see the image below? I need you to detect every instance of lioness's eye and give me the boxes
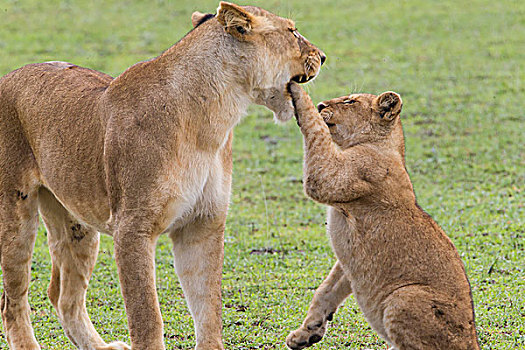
[344,99,357,105]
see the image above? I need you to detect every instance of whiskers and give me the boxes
[348,80,367,95]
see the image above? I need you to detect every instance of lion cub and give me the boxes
[285,82,480,350]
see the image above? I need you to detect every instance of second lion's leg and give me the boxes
[39,188,129,350]
[286,261,352,350]
[170,215,225,350]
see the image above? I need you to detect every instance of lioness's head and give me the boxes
[318,92,405,156]
[192,2,325,122]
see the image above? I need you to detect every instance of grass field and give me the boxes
[0,0,524,348]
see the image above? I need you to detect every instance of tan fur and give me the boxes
[285,83,479,350]
[0,3,324,349]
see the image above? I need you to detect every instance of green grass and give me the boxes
[1,0,524,348]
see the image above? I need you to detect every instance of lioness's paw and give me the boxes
[95,341,131,350]
[286,324,325,349]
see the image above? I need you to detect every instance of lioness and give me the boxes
[0,3,324,349]
[285,83,479,350]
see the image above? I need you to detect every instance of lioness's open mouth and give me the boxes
[291,74,315,84]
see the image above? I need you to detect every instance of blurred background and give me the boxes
[0,0,523,348]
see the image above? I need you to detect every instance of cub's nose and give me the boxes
[319,51,326,66]
[317,102,328,112]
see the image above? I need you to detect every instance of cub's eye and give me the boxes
[289,28,299,38]
[236,26,246,34]
[343,99,357,105]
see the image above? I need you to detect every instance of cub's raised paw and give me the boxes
[286,82,308,104]
[286,325,325,349]
[286,82,316,122]
[95,341,131,350]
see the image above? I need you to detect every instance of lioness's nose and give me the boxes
[319,52,326,66]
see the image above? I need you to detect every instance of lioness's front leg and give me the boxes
[286,261,352,350]
[114,219,165,350]
[169,215,226,350]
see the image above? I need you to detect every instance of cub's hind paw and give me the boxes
[286,325,325,349]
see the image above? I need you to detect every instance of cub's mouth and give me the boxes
[291,74,315,84]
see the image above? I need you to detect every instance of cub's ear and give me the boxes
[373,91,403,121]
[216,2,253,38]
[191,11,215,28]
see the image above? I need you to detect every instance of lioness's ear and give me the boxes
[192,11,215,28]
[373,91,403,121]
[216,2,253,38]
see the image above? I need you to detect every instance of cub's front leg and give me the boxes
[287,82,372,205]
[286,262,352,349]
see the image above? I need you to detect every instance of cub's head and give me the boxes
[318,91,405,155]
[193,2,325,122]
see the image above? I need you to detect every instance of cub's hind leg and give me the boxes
[38,188,129,350]
[286,261,352,350]
[382,285,479,350]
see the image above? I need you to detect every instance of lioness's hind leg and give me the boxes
[38,188,129,350]
[0,186,40,349]
[286,261,352,350]
[0,107,41,349]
